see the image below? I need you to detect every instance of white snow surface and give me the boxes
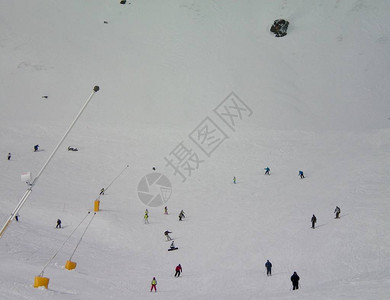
[1,0,390,299]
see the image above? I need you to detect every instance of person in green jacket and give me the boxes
[150,277,157,292]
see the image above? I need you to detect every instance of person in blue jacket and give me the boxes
[265,260,272,276]
[298,170,304,179]
[264,167,270,175]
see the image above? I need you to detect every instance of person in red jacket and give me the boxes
[174,264,182,277]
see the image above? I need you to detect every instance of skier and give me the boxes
[265,260,272,276]
[152,167,156,171]
[145,209,149,216]
[164,206,168,215]
[99,188,105,195]
[233,176,236,184]
[298,170,304,179]
[291,272,300,290]
[179,210,185,221]
[311,214,317,229]
[175,264,182,277]
[264,167,270,175]
[144,212,149,224]
[150,277,157,292]
[7,153,11,160]
[334,206,341,219]
[164,230,172,241]
[56,219,62,228]
[34,145,39,152]
[15,213,19,222]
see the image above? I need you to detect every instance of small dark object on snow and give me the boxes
[34,145,39,152]
[120,0,126,4]
[67,146,78,151]
[270,19,289,37]
[104,21,108,24]
[42,96,48,99]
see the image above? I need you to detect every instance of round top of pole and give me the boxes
[93,86,100,92]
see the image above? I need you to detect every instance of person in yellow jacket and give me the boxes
[144,213,149,224]
[150,277,157,292]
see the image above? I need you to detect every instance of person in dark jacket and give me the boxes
[265,260,272,276]
[7,153,11,160]
[311,214,317,229]
[174,264,182,277]
[179,210,185,221]
[164,230,172,241]
[34,145,39,152]
[264,167,270,175]
[334,206,341,219]
[56,219,62,228]
[291,272,300,290]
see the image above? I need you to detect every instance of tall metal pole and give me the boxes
[100,164,129,198]
[0,86,100,239]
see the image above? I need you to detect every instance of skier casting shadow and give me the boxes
[311,214,317,229]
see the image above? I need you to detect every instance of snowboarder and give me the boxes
[164,230,172,241]
[265,260,272,276]
[179,210,185,221]
[175,264,182,277]
[56,219,62,228]
[164,206,168,215]
[169,241,177,250]
[334,206,341,219]
[7,153,11,160]
[150,277,157,292]
[298,170,304,179]
[311,214,317,229]
[144,213,149,224]
[291,272,300,290]
[233,176,236,184]
[99,188,105,195]
[34,145,39,152]
[264,167,270,175]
